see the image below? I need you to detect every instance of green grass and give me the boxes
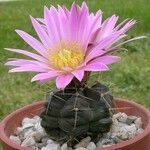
[0,0,150,123]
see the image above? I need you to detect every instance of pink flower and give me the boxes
[5,2,136,89]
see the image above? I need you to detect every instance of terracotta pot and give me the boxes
[0,98,150,150]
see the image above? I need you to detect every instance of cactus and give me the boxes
[40,82,114,145]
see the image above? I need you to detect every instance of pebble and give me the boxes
[30,146,40,150]
[41,147,49,150]
[75,147,87,150]
[102,139,114,145]
[22,117,36,126]
[111,136,122,144]
[135,117,143,128]
[103,132,111,139]
[117,123,137,140]
[35,130,47,142]
[96,141,102,147]
[10,113,144,150]
[74,136,91,148]
[16,127,23,135]
[86,142,96,150]
[47,139,55,144]
[116,113,128,123]
[10,135,21,145]
[60,143,68,150]
[137,128,144,134]
[44,143,60,150]
[22,123,34,129]
[24,128,34,139]
[36,143,46,149]
[126,116,137,125]
[21,136,36,147]
[41,136,50,145]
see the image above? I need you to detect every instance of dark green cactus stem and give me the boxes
[40,82,114,146]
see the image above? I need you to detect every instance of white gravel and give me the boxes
[10,112,144,150]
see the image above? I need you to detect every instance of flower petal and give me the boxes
[44,6,60,44]
[85,49,105,63]
[70,2,80,41]
[77,2,90,49]
[5,59,52,69]
[56,74,74,89]
[15,30,48,57]
[57,5,70,41]
[9,64,50,73]
[90,56,121,65]
[30,16,52,49]
[5,59,32,66]
[85,32,122,62]
[31,71,60,82]
[5,48,48,63]
[119,20,136,33]
[96,15,119,41]
[72,69,84,81]
[84,62,109,71]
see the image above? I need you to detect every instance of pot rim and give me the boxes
[0,98,150,150]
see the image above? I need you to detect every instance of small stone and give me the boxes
[32,130,46,142]
[101,139,114,145]
[137,128,144,134]
[24,128,34,139]
[22,117,36,126]
[96,138,114,147]
[60,143,68,150]
[75,147,87,150]
[135,117,143,129]
[36,143,46,149]
[102,144,113,148]
[10,135,21,145]
[47,139,55,144]
[74,136,91,148]
[117,132,128,140]
[18,133,24,141]
[34,120,43,131]
[117,113,128,123]
[22,123,34,129]
[30,146,40,150]
[126,116,138,125]
[128,125,137,138]
[111,136,123,144]
[103,132,111,139]
[41,147,49,150]
[96,141,102,148]
[113,112,122,119]
[41,136,49,145]
[15,127,23,135]
[117,124,137,140]
[118,122,128,128]
[86,142,96,150]
[21,136,36,147]
[33,115,41,120]
[46,143,60,150]
[111,118,119,133]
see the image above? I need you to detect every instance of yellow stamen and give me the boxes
[49,44,84,70]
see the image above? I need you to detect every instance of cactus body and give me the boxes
[40,83,113,144]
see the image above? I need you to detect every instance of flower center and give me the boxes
[49,48,84,70]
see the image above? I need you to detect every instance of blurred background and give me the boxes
[0,0,150,123]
